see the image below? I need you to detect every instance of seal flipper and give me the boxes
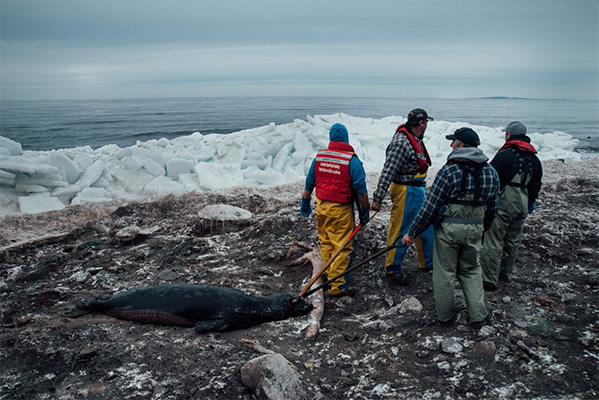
[194,319,231,334]
[65,297,110,317]
[63,307,93,318]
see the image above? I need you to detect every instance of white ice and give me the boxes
[0,113,584,215]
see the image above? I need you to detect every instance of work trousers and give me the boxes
[481,185,528,287]
[433,220,488,323]
[316,199,355,295]
[385,182,434,274]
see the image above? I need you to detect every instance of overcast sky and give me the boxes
[1,0,597,101]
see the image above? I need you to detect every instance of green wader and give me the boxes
[481,172,530,287]
[433,196,488,323]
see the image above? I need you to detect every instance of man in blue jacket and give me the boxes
[300,123,370,297]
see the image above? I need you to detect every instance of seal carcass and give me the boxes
[74,284,313,333]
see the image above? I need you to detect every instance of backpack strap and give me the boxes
[446,161,485,206]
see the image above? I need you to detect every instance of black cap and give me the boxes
[407,108,434,124]
[445,127,480,147]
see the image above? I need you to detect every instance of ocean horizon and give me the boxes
[2,96,598,155]
[0,98,590,215]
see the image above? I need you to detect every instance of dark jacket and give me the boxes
[490,135,543,203]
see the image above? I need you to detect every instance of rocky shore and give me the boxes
[1,158,598,399]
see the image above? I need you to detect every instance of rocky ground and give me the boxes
[1,158,598,399]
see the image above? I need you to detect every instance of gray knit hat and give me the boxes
[502,121,527,136]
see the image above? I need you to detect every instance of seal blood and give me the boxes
[73,284,313,333]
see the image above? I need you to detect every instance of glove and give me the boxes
[359,208,370,225]
[528,202,535,214]
[300,198,311,217]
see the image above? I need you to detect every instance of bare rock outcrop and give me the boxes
[241,353,320,400]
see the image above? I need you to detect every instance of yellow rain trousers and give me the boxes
[385,174,434,274]
[316,199,355,295]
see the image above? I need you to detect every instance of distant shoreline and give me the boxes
[471,96,571,101]
[1,95,592,103]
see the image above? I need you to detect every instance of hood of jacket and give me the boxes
[329,123,349,144]
[447,146,489,164]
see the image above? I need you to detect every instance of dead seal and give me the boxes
[71,284,313,333]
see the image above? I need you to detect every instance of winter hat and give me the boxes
[446,127,480,147]
[502,121,527,136]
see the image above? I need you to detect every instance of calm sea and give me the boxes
[1,97,598,154]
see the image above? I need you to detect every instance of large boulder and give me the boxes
[240,353,320,400]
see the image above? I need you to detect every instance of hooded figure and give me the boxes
[300,123,370,297]
[402,127,500,326]
[329,122,349,142]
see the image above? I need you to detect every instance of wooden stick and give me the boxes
[0,232,70,253]
[241,339,276,354]
[287,237,314,251]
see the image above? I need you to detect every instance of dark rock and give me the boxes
[528,319,556,337]
[473,340,497,355]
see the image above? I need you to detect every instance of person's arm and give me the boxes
[349,157,369,208]
[372,137,410,209]
[300,159,317,217]
[357,192,369,210]
[304,158,316,193]
[483,165,500,230]
[527,155,543,203]
[349,157,370,222]
[406,167,452,239]
[489,150,511,189]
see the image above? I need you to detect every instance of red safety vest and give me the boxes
[314,141,355,203]
[396,124,431,173]
[499,139,537,154]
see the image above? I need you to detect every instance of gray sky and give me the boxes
[1,0,597,101]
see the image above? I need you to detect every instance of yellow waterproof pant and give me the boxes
[316,199,355,295]
[385,179,434,274]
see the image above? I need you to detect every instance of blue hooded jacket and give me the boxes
[329,123,349,143]
[304,123,367,195]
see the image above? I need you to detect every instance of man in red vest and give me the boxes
[300,123,370,297]
[481,121,543,291]
[371,108,434,285]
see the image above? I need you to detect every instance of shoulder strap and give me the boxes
[397,125,431,173]
[446,160,485,206]
[504,148,534,189]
